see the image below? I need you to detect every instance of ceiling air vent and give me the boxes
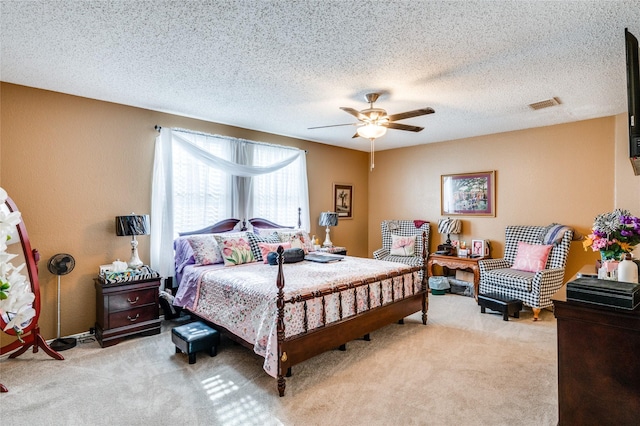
[529,97,561,110]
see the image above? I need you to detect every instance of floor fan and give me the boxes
[47,253,76,351]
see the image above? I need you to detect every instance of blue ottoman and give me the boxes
[171,321,220,364]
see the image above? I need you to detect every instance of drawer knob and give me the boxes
[127,296,140,304]
[127,314,140,322]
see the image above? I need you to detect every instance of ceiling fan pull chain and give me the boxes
[370,138,375,170]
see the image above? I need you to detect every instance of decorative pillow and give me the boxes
[258,242,292,264]
[539,223,571,246]
[277,230,315,253]
[512,242,553,272]
[213,232,256,266]
[390,234,417,256]
[185,234,224,265]
[247,232,280,261]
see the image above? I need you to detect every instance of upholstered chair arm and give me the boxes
[478,258,510,273]
[530,267,566,307]
[373,248,389,260]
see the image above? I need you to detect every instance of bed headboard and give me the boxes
[178,208,301,236]
[248,218,294,230]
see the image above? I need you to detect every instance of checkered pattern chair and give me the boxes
[478,225,573,320]
[373,220,430,274]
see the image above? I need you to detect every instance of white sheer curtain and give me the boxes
[150,128,309,280]
[150,128,174,280]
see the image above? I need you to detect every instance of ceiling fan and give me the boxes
[309,93,435,170]
[309,92,435,139]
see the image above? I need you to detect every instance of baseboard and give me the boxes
[46,330,94,344]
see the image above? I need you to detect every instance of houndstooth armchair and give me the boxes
[478,225,573,320]
[373,220,430,275]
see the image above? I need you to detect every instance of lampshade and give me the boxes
[437,217,462,235]
[115,215,150,236]
[318,212,338,227]
[356,123,387,139]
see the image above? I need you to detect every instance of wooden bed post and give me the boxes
[276,245,287,397]
[421,230,429,325]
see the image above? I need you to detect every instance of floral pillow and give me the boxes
[213,232,256,266]
[258,242,292,264]
[185,234,224,265]
[390,234,417,256]
[512,242,553,272]
[277,230,315,254]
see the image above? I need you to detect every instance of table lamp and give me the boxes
[115,214,150,268]
[437,217,461,254]
[318,212,338,247]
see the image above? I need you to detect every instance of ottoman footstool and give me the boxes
[172,321,220,364]
[478,293,523,321]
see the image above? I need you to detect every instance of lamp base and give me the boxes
[323,226,333,247]
[128,236,143,269]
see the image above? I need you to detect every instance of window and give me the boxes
[172,132,233,234]
[151,127,309,279]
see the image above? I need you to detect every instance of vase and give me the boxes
[598,251,620,280]
[600,250,621,261]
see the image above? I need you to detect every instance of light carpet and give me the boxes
[0,294,558,425]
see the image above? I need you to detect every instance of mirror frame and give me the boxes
[0,195,41,335]
[1,194,62,393]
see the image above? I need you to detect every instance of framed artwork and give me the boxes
[471,239,490,257]
[333,183,353,219]
[441,171,495,216]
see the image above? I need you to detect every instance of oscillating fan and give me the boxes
[47,253,76,351]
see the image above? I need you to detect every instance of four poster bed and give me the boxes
[171,218,428,396]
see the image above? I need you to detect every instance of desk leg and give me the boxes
[427,259,434,278]
[472,267,480,302]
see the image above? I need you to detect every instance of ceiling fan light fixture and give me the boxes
[357,123,387,139]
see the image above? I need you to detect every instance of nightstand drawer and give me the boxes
[108,305,157,329]
[108,288,157,312]
[95,276,162,347]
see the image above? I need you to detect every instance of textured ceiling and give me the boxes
[2,1,639,152]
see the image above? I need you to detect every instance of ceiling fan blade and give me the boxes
[387,107,435,122]
[340,107,368,121]
[385,122,424,132]
[308,123,357,130]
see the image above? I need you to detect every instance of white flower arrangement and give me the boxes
[0,187,36,341]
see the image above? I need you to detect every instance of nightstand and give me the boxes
[94,276,162,347]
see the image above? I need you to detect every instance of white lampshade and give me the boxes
[357,123,387,139]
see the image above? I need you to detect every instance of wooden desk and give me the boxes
[427,254,487,300]
[552,286,640,425]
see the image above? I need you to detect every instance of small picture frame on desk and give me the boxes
[471,239,490,258]
[458,248,469,257]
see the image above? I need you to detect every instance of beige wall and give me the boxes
[2,81,639,343]
[0,83,368,342]
[369,115,640,280]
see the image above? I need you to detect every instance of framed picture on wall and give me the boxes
[441,171,495,216]
[333,183,353,219]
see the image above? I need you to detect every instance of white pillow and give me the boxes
[390,234,416,256]
[277,230,315,253]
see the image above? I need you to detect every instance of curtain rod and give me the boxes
[154,125,308,153]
